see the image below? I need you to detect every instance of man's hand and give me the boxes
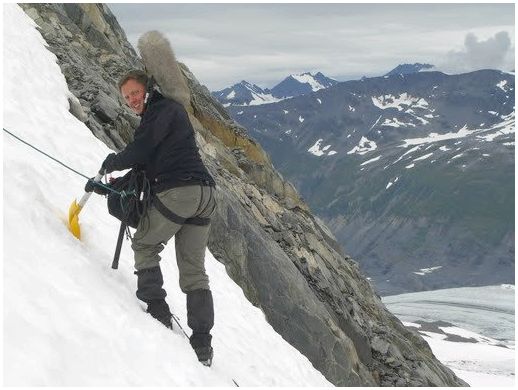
[101,153,117,174]
[84,178,110,195]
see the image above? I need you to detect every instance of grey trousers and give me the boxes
[131,185,216,293]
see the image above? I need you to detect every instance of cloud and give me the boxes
[111,4,515,89]
[438,31,514,74]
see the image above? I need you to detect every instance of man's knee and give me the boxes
[180,273,210,293]
[132,240,164,270]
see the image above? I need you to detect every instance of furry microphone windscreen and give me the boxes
[137,30,191,109]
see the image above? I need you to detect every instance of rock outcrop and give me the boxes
[19,3,467,386]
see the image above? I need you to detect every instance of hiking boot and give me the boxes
[146,299,173,329]
[194,346,214,367]
[190,333,213,366]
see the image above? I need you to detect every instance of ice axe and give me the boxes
[68,172,103,240]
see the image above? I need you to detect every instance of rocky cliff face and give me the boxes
[19,3,467,386]
[21,3,142,151]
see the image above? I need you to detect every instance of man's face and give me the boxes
[121,79,146,115]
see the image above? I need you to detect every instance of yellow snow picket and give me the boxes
[68,173,102,239]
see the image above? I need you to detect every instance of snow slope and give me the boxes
[2,4,331,386]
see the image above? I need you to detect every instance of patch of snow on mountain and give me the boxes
[413,266,443,276]
[390,145,421,166]
[408,113,430,125]
[386,176,399,189]
[308,138,337,157]
[496,80,509,92]
[371,93,429,111]
[405,163,415,169]
[347,137,378,155]
[413,152,434,162]
[401,126,473,147]
[401,112,514,147]
[308,139,334,156]
[299,116,304,123]
[317,98,322,104]
[248,91,283,106]
[283,110,289,114]
[476,112,515,142]
[370,115,383,130]
[360,155,382,166]
[226,90,236,99]
[291,73,325,91]
[382,117,415,128]
[348,105,355,112]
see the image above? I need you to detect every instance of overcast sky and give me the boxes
[108,3,515,91]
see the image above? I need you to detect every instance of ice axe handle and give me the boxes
[78,173,103,208]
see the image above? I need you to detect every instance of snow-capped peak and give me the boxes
[213,72,337,107]
[291,72,327,92]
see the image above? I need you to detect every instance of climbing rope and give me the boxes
[3,127,126,196]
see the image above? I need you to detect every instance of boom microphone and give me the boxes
[137,30,191,110]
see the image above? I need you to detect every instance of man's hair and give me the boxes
[118,69,148,90]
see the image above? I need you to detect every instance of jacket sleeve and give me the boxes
[109,103,176,171]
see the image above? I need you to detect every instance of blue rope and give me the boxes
[3,127,127,196]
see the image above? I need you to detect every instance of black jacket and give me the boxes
[108,91,215,193]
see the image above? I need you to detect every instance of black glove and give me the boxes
[84,178,111,195]
[101,153,117,174]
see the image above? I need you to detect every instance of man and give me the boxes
[94,69,216,366]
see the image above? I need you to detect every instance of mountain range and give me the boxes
[212,64,436,108]
[212,72,337,106]
[227,69,515,295]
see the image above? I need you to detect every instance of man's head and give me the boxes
[118,70,149,115]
